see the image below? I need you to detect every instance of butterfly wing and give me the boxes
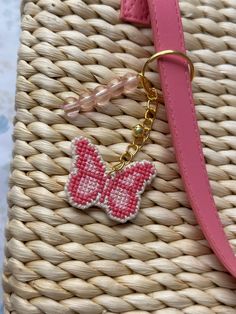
[65,137,107,209]
[103,161,156,222]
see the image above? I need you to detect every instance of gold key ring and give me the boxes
[139,49,195,99]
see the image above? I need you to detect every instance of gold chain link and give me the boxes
[111,84,159,173]
[110,49,194,172]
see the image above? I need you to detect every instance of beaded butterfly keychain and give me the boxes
[63,50,194,223]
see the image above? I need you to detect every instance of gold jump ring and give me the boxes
[139,49,194,97]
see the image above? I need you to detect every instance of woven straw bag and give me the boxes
[3,0,236,313]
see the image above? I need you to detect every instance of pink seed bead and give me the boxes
[63,97,80,118]
[123,73,139,91]
[80,92,95,112]
[108,78,125,97]
[93,85,111,107]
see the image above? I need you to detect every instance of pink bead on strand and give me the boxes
[93,85,111,107]
[63,97,80,118]
[79,92,95,112]
[107,73,139,96]
[123,72,139,91]
[108,78,125,97]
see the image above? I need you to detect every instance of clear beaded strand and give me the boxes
[63,73,139,118]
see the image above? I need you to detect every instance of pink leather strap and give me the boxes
[120,0,150,25]
[120,0,236,277]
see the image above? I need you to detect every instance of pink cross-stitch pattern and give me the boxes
[65,137,156,223]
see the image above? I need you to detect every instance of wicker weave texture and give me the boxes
[3,0,236,313]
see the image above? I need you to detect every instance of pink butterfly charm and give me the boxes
[65,137,156,223]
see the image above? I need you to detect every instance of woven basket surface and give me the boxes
[3,0,236,313]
